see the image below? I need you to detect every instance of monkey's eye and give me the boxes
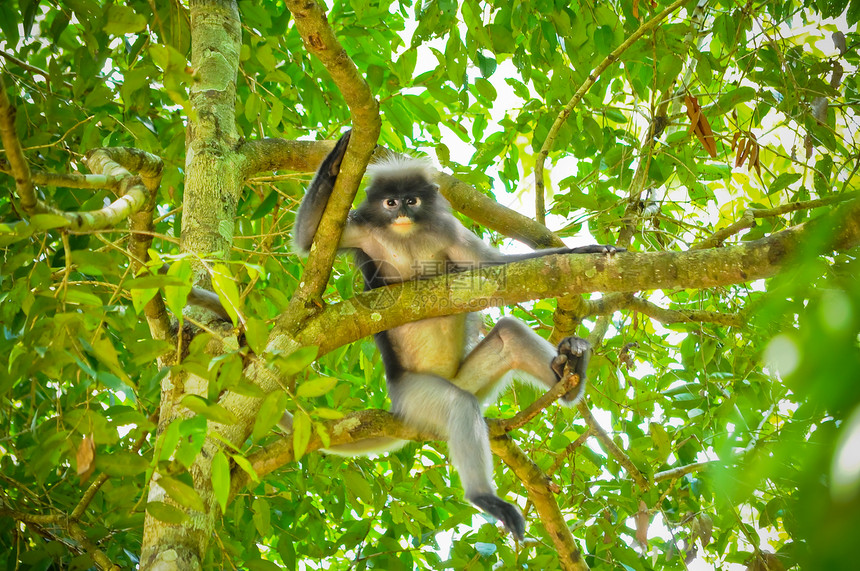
[383,198,399,209]
[405,197,421,206]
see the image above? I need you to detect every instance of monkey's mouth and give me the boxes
[391,217,414,232]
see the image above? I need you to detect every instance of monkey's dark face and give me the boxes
[356,174,440,236]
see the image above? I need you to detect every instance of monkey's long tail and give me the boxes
[279,412,407,457]
[322,438,407,457]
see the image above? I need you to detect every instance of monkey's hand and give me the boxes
[567,244,626,255]
[551,336,592,403]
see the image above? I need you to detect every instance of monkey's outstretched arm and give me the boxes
[293,131,353,253]
[445,227,623,270]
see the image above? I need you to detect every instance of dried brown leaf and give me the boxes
[76,435,96,483]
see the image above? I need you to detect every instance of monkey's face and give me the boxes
[381,196,422,234]
[359,175,440,236]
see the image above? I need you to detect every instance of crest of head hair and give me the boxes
[367,153,436,184]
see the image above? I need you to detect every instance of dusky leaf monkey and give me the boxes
[292,130,621,540]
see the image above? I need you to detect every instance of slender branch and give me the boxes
[0,49,72,88]
[691,191,859,249]
[588,293,744,327]
[491,436,589,571]
[436,171,564,249]
[0,75,37,212]
[577,403,651,491]
[284,0,380,306]
[502,372,581,433]
[534,0,689,222]
[31,171,123,191]
[654,461,712,482]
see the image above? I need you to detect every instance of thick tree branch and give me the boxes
[0,75,37,213]
[239,138,562,251]
[238,138,336,179]
[492,436,588,571]
[293,198,860,356]
[534,0,689,223]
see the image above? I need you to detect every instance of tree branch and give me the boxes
[293,197,860,357]
[491,436,588,570]
[577,403,650,490]
[0,74,36,212]
[501,371,582,433]
[284,0,380,306]
[534,0,689,223]
[691,191,859,249]
[589,293,744,327]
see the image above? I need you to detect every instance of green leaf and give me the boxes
[145,501,187,524]
[252,390,288,442]
[252,497,272,537]
[343,468,374,505]
[476,52,497,77]
[244,317,269,355]
[717,86,757,111]
[212,450,230,514]
[231,452,259,483]
[768,173,802,195]
[296,376,337,398]
[250,190,279,220]
[29,214,71,230]
[164,261,193,321]
[275,346,319,376]
[157,475,206,512]
[103,5,147,35]
[211,263,241,325]
[292,410,312,460]
[180,394,240,425]
[94,451,150,476]
[174,415,207,467]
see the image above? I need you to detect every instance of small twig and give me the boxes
[577,403,651,491]
[502,373,581,433]
[534,0,689,222]
[548,427,593,476]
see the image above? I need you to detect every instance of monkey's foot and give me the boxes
[469,493,526,542]
[551,336,591,402]
[567,244,626,254]
[327,130,352,176]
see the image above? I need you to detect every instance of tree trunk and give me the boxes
[139,0,243,568]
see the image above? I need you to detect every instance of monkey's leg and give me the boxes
[454,317,590,405]
[388,372,526,541]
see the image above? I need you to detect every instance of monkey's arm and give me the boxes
[446,226,622,270]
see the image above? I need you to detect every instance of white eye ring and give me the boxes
[383,198,399,209]
[405,197,421,206]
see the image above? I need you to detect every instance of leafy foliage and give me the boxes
[1,0,859,570]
